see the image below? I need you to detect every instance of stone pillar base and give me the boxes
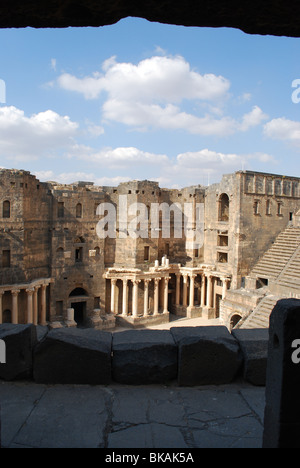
[172,305,186,317]
[64,319,77,328]
[187,306,202,318]
[201,306,215,320]
[88,313,116,330]
[48,321,64,329]
[116,311,170,329]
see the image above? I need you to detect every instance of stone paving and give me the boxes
[0,380,265,448]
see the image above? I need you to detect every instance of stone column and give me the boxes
[163,277,169,314]
[153,278,160,315]
[222,277,230,299]
[132,279,140,317]
[189,274,196,308]
[11,289,20,324]
[26,288,34,324]
[182,274,188,307]
[33,287,39,325]
[143,279,150,316]
[206,274,213,308]
[0,291,3,324]
[122,278,128,316]
[40,284,47,326]
[175,274,181,305]
[201,274,206,307]
[110,278,117,315]
[65,307,77,328]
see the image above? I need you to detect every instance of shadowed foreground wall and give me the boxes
[1,0,300,37]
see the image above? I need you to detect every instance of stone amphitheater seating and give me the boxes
[237,226,300,329]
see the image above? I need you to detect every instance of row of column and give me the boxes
[109,273,231,317]
[175,273,230,308]
[0,284,47,325]
[110,276,169,318]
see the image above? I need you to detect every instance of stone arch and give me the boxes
[76,203,82,218]
[218,193,229,222]
[74,236,85,244]
[1,2,300,38]
[3,200,10,218]
[69,287,88,297]
[94,246,100,256]
[230,313,242,331]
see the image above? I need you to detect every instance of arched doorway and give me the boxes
[69,288,88,327]
[230,314,242,330]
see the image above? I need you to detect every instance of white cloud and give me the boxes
[58,55,230,103]
[66,144,169,169]
[264,117,300,144]
[51,58,57,72]
[0,106,78,161]
[239,106,268,131]
[41,146,276,188]
[57,55,267,136]
[35,169,130,187]
[170,148,277,185]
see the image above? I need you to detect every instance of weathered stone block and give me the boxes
[112,330,177,384]
[232,328,269,386]
[0,324,37,381]
[263,299,300,448]
[33,328,112,385]
[171,326,243,386]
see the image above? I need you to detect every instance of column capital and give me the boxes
[132,278,141,285]
[11,289,21,296]
[144,278,151,285]
[111,278,118,285]
[26,288,34,294]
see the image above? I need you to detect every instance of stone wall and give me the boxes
[0,323,269,387]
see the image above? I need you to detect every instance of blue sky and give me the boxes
[0,17,300,187]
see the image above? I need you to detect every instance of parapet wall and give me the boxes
[0,324,269,387]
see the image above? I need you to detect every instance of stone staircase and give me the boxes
[276,248,300,290]
[237,295,282,329]
[251,226,300,281]
[235,226,300,329]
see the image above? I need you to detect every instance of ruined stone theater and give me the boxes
[0,168,300,331]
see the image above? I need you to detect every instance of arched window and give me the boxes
[3,200,10,218]
[74,236,85,244]
[56,247,64,256]
[94,246,100,256]
[69,287,88,297]
[218,194,229,222]
[76,203,82,218]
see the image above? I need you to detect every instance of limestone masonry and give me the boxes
[0,168,299,331]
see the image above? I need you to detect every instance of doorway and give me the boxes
[71,302,86,327]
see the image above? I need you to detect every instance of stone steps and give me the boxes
[238,296,281,329]
[251,227,300,281]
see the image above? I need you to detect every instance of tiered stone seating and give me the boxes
[239,295,282,329]
[251,227,300,281]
